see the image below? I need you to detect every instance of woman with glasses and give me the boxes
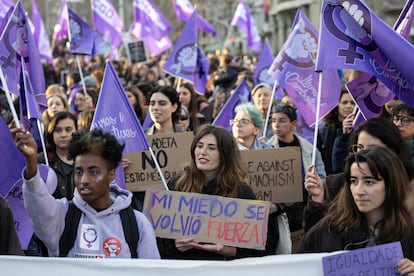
[303,117,413,232]
[267,103,326,233]
[158,125,265,260]
[231,103,272,150]
[392,103,414,165]
[177,105,191,132]
[177,82,209,131]
[300,146,414,271]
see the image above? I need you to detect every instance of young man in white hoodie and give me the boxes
[12,127,160,259]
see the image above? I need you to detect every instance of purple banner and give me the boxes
[253,39,274,87]
[91,0,124,48]
[52,0,68,45]
[144,35,172,57]
[231,0,262,53]
[172,0,217,37]
[130,0,171,40]
[0,1,46,111]
[317,0,414,107]
[31,0,53,64]
[268,9,341,127]
[212,80,251,131]
[68,8,106,56]
[0,0,13,28]
[322,242,403,276]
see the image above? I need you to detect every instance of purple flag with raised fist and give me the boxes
[130,0,171,40]
[163,10,209,94]
[344,0,414,119]
[0,1,46,110]
[268,9,341,127]
[317,0,414,107]
[231,0,261,53]
[92,62,150,188]
[253,39,274,87]
[52,0,68,45]
[172,0,217,37]
[68,8,106,56]
[144,35,172,57]
[213,80,251,131]
[91,0,124,48]
[31,0,53,64]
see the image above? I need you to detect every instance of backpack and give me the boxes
[59,202,139,258]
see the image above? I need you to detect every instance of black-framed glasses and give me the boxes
[229,118,251,127]
[392,116,414,126]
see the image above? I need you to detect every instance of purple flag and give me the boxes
[316,0,414,107]
[31,0,53,64]
[231,0,262,53]
[92,62,150,188]
[344,0,414,120]
[172,0,217,37]
[0,1,46,111]
[0,0,13,30]
[268,9,341,127]
[142,111,154,130]
[212,80,251,131]
[144,35,172,57]
[68,8,106,56]
[163,10,209,94]
[130,0,171,40]
[253,39,274,87]
[6,164,57,249]
[91,0,124,48]
[52,0,68,45]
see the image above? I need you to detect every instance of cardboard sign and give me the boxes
[240,147,303,203]
[124,132,193,191]
[322,242,403,276]
[143,189,270,250]
[127,40,148,63]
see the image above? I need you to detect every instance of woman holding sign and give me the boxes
[300,146,414,274]
[158,124,265,260]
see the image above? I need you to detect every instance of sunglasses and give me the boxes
[179,116,189,121]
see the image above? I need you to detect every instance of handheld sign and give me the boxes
[322,242,403,276]
[143,189,270,250]
[127,40,148,64]
[124,132,193,191]
[240,147,303,203]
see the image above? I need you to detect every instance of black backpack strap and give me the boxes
[120,206,139,258]
[59,201,82,257]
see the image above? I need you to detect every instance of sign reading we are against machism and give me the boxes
[123,132,194,191]
[240,147,303,203]
[143,190,270,249]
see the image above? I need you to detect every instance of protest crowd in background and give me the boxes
[2,0,414,274]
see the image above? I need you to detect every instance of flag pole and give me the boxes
[148,147,169,191]
[0,68,21,129]
[262,79,278,139]
[311,72,323,167]
[221,26,233,54]
[176,77,182,90]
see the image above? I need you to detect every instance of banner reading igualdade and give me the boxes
[240,147,303,203]
[143,189,270,250]
[124,132,193,191]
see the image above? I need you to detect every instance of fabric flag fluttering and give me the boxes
[253,39,274,87]
[91,62,151,189]
[68,8,106,56]
[0,0,46,112]
[130,0,171,40]
[163,10,210,95]
[316,0,414,107]
[91,0,124,49]
[212,80,252,131]
[144,35,172,57]
[268,9,341,127]
[172,0,217,37]
[0,0,13,28]
[231,0,262,53]
[31,0,53,64]
[52,0,69,46]
[345,0,414,120]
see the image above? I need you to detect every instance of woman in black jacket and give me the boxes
[300,146,414,274]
